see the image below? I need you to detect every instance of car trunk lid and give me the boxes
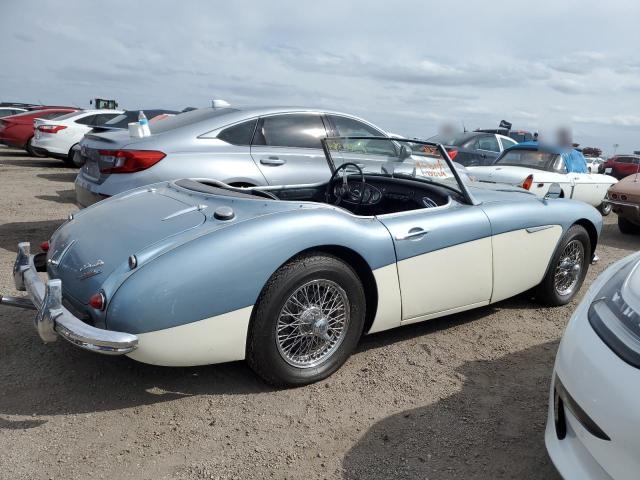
[48,190,206,303]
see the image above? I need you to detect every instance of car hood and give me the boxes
[48,181,315,307]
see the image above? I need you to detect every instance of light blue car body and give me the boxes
[47,175,602,341]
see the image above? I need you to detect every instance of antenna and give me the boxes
[461,120,467,133]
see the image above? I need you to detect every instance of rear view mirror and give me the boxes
[399,145,412,160]
[545,183,562,200]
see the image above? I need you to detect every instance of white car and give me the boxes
[468,143,617,215]
[32,109,122,165]
[546,251,640,480]
[586,157,605,173]
[0,107,27,118]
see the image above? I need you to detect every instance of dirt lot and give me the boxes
[0,145,637,480]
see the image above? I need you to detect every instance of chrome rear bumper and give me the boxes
[1,242,138,355]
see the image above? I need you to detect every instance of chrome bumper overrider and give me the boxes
[603,198,640,210]
[0,242,138,355]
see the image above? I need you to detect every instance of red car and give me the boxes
[0,108,77,156]
[600,154,640,179]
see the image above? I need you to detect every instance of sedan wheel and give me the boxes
[598,202,612,216]
[247,253,365,386]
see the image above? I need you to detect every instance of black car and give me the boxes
[428,131,518,166]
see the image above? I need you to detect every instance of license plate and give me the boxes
[84,161,101,181]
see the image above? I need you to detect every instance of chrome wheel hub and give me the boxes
[554,240,584,296]
[276,279,349,368]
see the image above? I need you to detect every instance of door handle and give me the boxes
[395,227,429,241]
[260,157,286,166]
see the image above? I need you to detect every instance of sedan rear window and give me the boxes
[217,119,257,146]
[150,108,238,134]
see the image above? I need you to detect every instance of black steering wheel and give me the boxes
[325,162,366,207]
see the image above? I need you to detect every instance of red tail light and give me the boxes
[39,241,50,252]
[37,125,67,134]
[521,174,534,190]
[88,292,106,311]
[98,150,166,174]
[447,148,458,161]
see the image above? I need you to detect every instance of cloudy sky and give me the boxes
[1,0,639,153]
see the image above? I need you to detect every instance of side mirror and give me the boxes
[545,183,562,200]
[399,145,412,160]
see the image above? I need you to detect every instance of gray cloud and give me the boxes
[0,0,639,153]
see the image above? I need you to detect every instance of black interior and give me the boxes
[269,174,459,215]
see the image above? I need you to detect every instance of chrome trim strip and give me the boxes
[6,242,138,355]
[526,225,554,234]
[605,199,640,210]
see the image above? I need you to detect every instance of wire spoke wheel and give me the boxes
[553,239,584,296]
[276,279,350,368]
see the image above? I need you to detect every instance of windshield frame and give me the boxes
[321,136,478,206]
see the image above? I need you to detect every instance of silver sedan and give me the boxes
[75,106,399,207]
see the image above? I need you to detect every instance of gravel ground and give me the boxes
[0,146,637,480]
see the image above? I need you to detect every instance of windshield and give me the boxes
[323,137,464,194]
[495,149,561,171]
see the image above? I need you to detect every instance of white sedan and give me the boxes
[468,143,617,215]
[32,109,122,165]
[546,251,640,480]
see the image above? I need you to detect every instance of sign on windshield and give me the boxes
[322,136,463,194]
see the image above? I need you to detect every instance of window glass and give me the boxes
[500,137,517,149]
[218,119,257,146]
[93,113,119,125]
[150,107,238,134]
[42,111,72,119]
[75,115,97,125]
[495,149,561,171]
[476,135,500,152]
[328,115,384,137]
[254,114,327,149]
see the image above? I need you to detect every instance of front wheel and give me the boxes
[247,253,366,387]
[598,202,612,216]
[535,225,590,306]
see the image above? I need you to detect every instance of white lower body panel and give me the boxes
[127,306,253,366]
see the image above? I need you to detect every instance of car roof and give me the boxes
[502,141,574,155]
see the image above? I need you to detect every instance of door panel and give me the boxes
[250,113,331,186]
[379,204,492,320]
[491,225,562,302]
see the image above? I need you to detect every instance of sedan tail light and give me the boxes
[37,125,67,134]
[447,148,458,161]
[98,150,166,174]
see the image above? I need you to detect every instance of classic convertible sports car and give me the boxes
[468,142,617,215]
[1,137,602,386]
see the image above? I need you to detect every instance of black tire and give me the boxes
[618,216,640,235]
[247,253,366,387]
[535,225,591,306]
[64,143,81,167]
[598,202,612,216]
[25,137,46,158]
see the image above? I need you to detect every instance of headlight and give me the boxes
[589,258,640,367]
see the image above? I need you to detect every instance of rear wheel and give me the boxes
[535,225,590,306]
[247,253,366,387]
[618,216,640,235]
[598,202,612,216]
[25,137,46,157]
[64,143,81,167]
